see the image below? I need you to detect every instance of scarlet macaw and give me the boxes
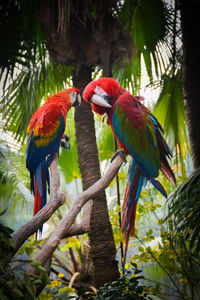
[26,88,81,234]
[83,77,176,256]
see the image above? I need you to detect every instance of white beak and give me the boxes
[91,94,112,108]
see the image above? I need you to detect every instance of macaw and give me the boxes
[26,88,81,235]
[83,77,176,258]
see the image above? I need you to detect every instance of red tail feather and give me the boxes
[33,177,42,216]
[122,164,142,269]
[161,162,176,185]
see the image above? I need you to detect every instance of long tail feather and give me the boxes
[156,128,176,185]
[33,160,50,236]
[122,159,145,269]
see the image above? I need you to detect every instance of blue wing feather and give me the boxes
[26,114,65,172]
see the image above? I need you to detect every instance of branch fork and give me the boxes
[12,152,124,275]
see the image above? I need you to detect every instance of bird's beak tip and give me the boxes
[91,94,111,108]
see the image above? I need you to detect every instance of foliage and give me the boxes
[87,263,154,300]
[39,272,77,300]
[0,209,16,257]
[58,109,81,183]
[0,0,43,88]
[0,218,49,300]
[119,0,167,83]
[167,167,200,254]
[132,199,200,299]
[0,140,33,229]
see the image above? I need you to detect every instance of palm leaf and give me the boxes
[0,139,33,229]
[0,0,44,89]
[119,0,168,81]
[167,168,200,254]
[96,117,115,162]
[58,110,80,183]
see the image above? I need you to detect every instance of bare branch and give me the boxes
[28,154,123,274]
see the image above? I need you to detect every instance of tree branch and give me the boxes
[28,154,123,275]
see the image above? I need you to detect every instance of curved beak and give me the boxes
[91,94,112,108]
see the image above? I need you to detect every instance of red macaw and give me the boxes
[83,77,176,258]
[26,88,81,235]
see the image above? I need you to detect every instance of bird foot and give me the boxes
[111,150,127,165]
[63,134,70,142]
[101,113,109,125]
[61,134,71,150]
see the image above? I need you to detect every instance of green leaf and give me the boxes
[96,119,115,162]
[131,0,167,51]
[58,115,80,183]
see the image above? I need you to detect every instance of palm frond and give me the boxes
[167,168,200,254]
[0,0,45,89]
[0,139,33,229]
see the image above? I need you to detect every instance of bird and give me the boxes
[83,77,176,262]
[26,88,81,235]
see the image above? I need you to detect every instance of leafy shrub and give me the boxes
[0,215,49,299]
[86,263,154,300]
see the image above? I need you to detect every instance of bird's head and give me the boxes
[68,88,81,107]
[83,78,121,115]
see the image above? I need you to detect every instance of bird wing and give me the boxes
[26,102,65,172]
[112,94,161,179]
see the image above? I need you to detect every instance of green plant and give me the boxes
[167,167,200,254]
[87,263,154,300]
[134,210,200,299]
[0,217,49,299]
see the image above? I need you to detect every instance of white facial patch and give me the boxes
[70,91,77,105]
[94,86,108,97]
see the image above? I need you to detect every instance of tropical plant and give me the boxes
[0,216,49,300]
[87,263,155,300]
[0,139,33,229]
[167,167,200,255]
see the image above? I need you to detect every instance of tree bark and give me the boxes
[180,0,200,170]
[73,65,119,287]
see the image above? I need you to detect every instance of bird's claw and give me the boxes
[61,134,71,151]
[111,150,127,165]
[102,114,109,125]
[63,134,70,142]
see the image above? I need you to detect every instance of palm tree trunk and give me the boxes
[180,0,200,170]
[73,65,119,287]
